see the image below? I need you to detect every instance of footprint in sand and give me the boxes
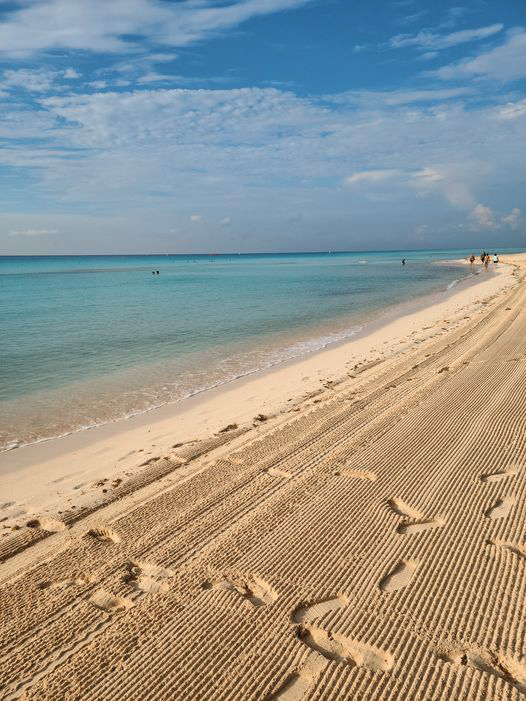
[398,518,445,535]
[485,496,515,520]
[379,560,418,592]
[268,655,327,701]
[292,595,348,624]
[441,647,526,694]
[480,468,517,483]
[126,560,174,594]
[88,589,133,612]
[388,498,422,519]
[269,621,393,699]
[297,625,394,671]
[27,517,66,533]
[203,574,277,608]
[88,526,121,543]
[269,592,394,700]
[488,540,526,560]
[388,499,445,535]
[39,574,96,590]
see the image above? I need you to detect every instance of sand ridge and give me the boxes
[1,255,526,699]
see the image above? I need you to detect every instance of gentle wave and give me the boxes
[1,323,364,451]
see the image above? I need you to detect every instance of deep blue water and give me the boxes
[1,249,521,449]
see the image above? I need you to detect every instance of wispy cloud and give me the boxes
[390,23,503,50]
[331,87,473,106]
[346,170,401,184]
[9,228,58,236]
[354,21,503,58]
[0,68,79,93]
[0,0,316,57]
[431,29,526,82]
[497,98,526,120]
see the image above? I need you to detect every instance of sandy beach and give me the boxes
[1,253,526,700]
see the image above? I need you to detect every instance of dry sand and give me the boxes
[1,254,526,700]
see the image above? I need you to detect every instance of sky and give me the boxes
[0,0,525,254]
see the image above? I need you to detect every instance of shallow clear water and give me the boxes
[1,249,520,449]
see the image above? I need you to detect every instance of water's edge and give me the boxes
[2,258,482,452]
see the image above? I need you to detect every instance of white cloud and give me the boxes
[8,228,58,236]
[497,99,526,120]
[411,167,444,183]
[468,205,525,232]
[331,87,473,106]
[470,203,497,229]
[137,72,176,84]
[0,84,524,252]
[0,0,316,57]
[432,29,526,82]
[0,67,81,92]
[190,214,202,222]
[419,51,439,61]
[501,208,524,230]
[346,166,475,210]
[221,216,232,225]
[346,169,401,184]
[1,68,56,92]
[390,23,503,50]
[63,68,80,79]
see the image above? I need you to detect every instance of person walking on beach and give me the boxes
[480,251,486,263]
[484,254,490,270]
[469,254,475,266]
[493,253,499,266]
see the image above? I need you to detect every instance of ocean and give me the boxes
[0,249,519,450]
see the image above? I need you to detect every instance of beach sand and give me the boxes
[1,253,525,699]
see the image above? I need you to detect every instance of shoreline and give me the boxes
[0,259,480,454]
[0,257,475,455]
[0,257,516,530]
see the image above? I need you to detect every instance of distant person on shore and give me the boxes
[469,254,475,266]
[480,251,486,263]
[493,253,499,266]
[484,254,490,270]
[402,258,405,266]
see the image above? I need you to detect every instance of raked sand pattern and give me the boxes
[1,259,526,699]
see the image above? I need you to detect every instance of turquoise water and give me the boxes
[0,249,519,449]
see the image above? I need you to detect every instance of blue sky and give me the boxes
[0,0,525,254]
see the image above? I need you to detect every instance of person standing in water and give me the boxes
[402,258,406,266]
[469,254,475,266]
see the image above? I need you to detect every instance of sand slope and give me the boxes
[1,258,526,700]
